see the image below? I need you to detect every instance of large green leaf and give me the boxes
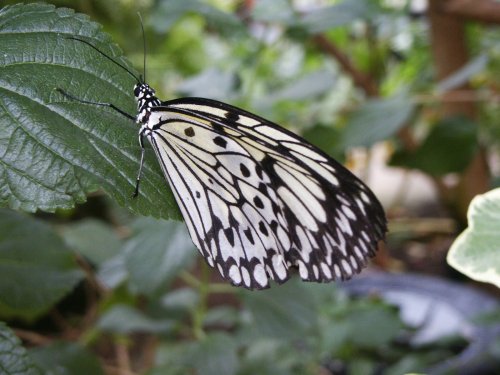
[0,209,84,320]
[0,322,42,375]
[0,3,179,219]
[447,188,500,287]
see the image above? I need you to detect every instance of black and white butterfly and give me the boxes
[60,37,387,290]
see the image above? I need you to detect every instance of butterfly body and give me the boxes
[133,82,387,290]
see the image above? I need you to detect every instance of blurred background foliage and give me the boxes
[0,0,499,374]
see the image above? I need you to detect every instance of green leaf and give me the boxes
[342,95,415,148]
[0,3,179,219]
[447,188,500,287]
[177,67,237,101]
[0,322,42,375]
[97,305,174,334]
[241,279,317,339]
[28,342,104,375]
[161,287,199,312]
[61,219,122,264]
[153,333,238,375]
[343,303,404,348]
[203,306,239,328]
[0,209,84,320]
[251,0,296,24]
[189,333,238,375]
[239,338,308,375]
[303,124,344,161]
[391,116,478,176]
[123,218,196,296]
[297,0,376,34]
[437,54,488,93]
[150,0,244,35]
[96,252,127,289]
[266,70,336,103]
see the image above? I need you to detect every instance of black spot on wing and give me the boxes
[185,127,195,137]
[212,122,224,133]
[240,164,251,177]
[243,228,255,245]
[270,220,278,233]
[225,111,240,122]
[224,227,235,247]
[258,183,267,194]
[253,196,264,209]
[255,165,263,179]
[258,221,268,236]
[213,136,227,148]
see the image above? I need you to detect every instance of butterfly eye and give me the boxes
[134,85,142,97]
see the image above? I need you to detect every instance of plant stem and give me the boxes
[192,261,210,340]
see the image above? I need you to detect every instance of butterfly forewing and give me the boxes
[138,93,386,289]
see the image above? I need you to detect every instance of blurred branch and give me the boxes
[14,328,52,345]
[103,365,137,375]
[444,0,500,24]
[115,341,133,375]
[389,218,456,236]
[312,34,379,97]
[414,90,500,104]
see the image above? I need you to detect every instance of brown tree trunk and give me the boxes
[445,0,500,24]
[428,0,490,222]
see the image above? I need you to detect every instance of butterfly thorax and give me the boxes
[134,83,161,124]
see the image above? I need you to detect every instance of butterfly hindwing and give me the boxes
[141,97,386,289]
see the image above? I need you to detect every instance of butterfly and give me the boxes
[59,37,387,290]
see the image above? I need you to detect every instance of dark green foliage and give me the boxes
[391,116,478,175]
[28,343,104,375]
[0,209,83,320]
[122,218,196,296]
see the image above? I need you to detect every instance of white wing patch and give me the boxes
[138,97,386,289]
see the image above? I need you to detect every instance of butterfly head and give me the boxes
[134,83,161,124]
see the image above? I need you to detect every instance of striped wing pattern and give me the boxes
[137,91,386,289]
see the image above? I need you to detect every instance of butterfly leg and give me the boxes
[56,88,135,121]
[132,133,146,198]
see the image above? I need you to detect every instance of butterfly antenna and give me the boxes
[66,36,141,83]
[138,12,147,83]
